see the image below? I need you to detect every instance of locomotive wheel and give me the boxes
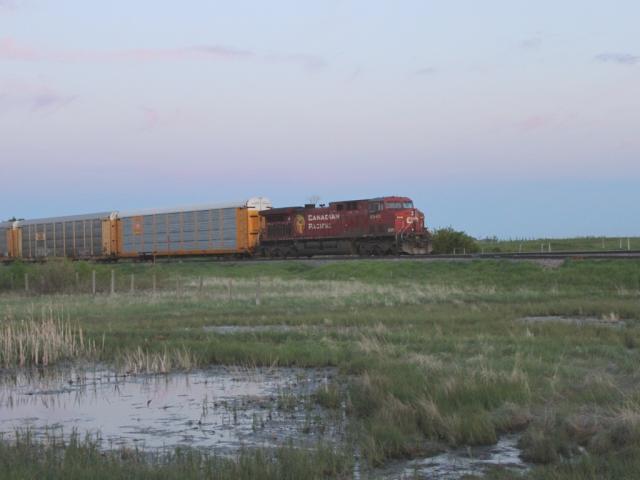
[359,244,380,256]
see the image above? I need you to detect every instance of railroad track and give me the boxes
[181,250,640,264]
[435,250,640,260]
[2,250,640,266]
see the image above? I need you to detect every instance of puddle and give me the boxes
[0,366,342,453]
[519,315,626,327]
[378,435,528,479]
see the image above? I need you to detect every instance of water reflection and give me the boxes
[0,366,340,452]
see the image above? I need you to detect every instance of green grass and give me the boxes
[1,258,640,478]
[478,236,640,253]
[0,430,352,480]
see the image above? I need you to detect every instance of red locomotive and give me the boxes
[260,196,432,257]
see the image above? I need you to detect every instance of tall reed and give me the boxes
[118,346,196,374]
[0,305,98,368]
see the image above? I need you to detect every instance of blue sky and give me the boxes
[1,0,638,237]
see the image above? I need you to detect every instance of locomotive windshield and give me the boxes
[386,201,413,209]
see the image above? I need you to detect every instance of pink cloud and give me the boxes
[0,37,325,70]
[98,45,254,63]
[264,53,326,71]
[414,67,437,75]
[595,52,640,65]
[516,115,554,132]
[520,37,542,50]
[0,37,40,60]
[140,106,161,129]
[0,0,17,11]
[137,106,201,131]
[0,77,76,113]
[0,37,252,62]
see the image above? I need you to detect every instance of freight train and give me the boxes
[0,196,431,261]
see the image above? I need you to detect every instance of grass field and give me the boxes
[1,258,640,478]
[477,236,640,254]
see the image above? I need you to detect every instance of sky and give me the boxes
[0,0,638,238]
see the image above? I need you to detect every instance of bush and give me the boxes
[32,259,78,294]
[431,227,479,254]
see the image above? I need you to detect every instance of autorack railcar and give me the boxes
[14,212,115,260]
[116,198,271,259]
[2,198,272,261]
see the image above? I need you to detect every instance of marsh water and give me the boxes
[378,434,527,479]
[0,366,341,452]
[0,365,528,479]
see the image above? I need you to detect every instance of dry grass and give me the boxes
[170,276,498,306]
[118,346,197,374]
[0,306,98,368]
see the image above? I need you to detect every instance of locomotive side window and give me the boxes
[347,202,358,211]
[369,202,382,213]
[336,204,344,211]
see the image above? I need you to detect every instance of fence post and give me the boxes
[24,273,29,293]
[628,238,631,251]
[620,238,623,250]
[92,270,96,296]
[110,270,115,296]
[548,242,551,253]
[130,273,135,294]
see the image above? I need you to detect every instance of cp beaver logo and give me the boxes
[294,214,306,235]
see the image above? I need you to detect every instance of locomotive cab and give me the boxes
[368,197,425,235]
